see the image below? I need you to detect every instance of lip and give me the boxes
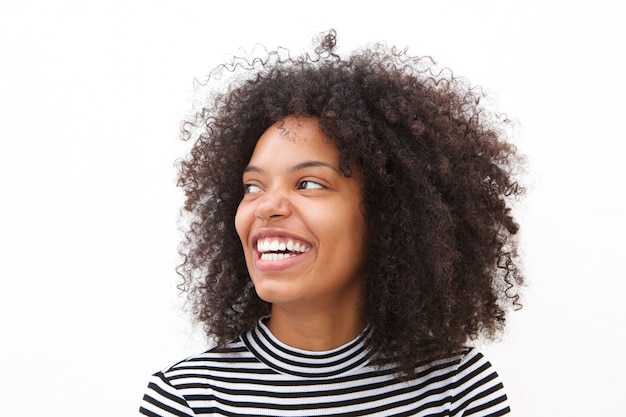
[251,228,313,272]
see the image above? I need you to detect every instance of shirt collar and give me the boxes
[241,317,372,378]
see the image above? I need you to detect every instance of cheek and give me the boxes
[235,205,257,279]
[319,203,366,249]
[345,215,367,258]
[234,203,251,245]
[338,201,367,258]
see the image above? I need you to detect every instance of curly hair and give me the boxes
[177,30,524,375]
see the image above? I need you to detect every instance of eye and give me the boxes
[298,180,324,190]
[244,184,262,194]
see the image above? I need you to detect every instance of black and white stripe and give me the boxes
[140,320,510,416]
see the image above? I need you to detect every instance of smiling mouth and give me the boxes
[256,238,311,261]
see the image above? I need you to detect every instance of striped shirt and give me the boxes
[139,320,510,416]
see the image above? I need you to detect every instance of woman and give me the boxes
[140,31,524,416]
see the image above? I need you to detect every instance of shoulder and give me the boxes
[440,347,511,416]
[139,337,253,416]
[389,348,510,415]
[158,336,254,383]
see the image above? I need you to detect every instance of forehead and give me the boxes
[248,117,339,166]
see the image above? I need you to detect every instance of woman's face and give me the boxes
[235,117,367,312]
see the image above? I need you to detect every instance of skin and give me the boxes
[235,116,367,351]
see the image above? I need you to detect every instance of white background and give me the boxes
[1,1,624,415]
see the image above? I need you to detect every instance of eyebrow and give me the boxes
[243,161,339,174]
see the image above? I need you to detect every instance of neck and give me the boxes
[268,304,366,351]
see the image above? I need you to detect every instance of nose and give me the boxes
[255,189,292,222]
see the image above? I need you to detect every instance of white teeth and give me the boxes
[256,237,310,260]
[260,252,297,261]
